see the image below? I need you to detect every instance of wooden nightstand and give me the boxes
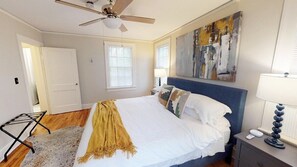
[234,132,297,167]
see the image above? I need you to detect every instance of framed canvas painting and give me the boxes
[176,11,242,82]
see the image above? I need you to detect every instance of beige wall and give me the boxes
[154,0,284,131]
[42,33,154,107]
[0,11,43,158]
[0,0,285,159]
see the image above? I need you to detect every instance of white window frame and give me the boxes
[104,41,136,91]
[154,38,171,86]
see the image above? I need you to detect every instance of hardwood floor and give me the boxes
[0,109,231,167]
[0,109,90,167]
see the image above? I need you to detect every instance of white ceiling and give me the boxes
[0,0,231,41]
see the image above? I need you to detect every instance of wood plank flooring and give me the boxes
[0,109,231,167]
[0,109,89,167]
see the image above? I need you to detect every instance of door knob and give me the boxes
[75,83,78,85]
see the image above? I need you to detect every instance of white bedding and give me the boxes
[74,96,228,167]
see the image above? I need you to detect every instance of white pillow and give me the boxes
[209,117,231,131]
[184,106,230,128]
[185,93,232,124]
[184,107,200,120]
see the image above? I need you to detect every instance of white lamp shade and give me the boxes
[154,68,167,77]
[256,74,297,106]
[103,18,122,29]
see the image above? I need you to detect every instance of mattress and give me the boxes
[180,113,230,158]
[74,96,228,167]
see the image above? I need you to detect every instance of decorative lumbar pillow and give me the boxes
[166,88,191,118]
[186,93,232,124]
[158,84,175,106]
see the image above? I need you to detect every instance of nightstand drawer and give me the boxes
[239,143,288,167]
[235,132,297,167]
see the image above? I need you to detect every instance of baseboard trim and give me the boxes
[82,103,93,109]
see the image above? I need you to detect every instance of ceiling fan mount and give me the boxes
[55,0,155,32]
[101,4,115,15]
[81,0,98,8]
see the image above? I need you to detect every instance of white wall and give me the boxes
[0,10,43,158]
[154,0,284,131]
[42,33,154,107]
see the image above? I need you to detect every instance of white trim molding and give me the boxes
[0,9,41,32]
[82,103,94,109]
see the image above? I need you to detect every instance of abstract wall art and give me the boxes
[176,11,242,82]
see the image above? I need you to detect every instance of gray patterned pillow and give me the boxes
[158,84,175,106]
[166,88,191,118]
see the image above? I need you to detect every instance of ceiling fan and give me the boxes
[55,0,155,32]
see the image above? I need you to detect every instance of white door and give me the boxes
[42,47,82,114]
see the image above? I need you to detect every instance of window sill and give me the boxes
[258,127,297,147]
[106,86,136,92]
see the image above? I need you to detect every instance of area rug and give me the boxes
[21,126,84,167]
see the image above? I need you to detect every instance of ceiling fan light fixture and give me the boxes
[103,17,122,29]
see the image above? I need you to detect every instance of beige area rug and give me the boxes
[21,126,84,167]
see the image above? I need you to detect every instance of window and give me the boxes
[155,39,170,85]
[272,0,297,74]
[260,0,297,146]
[104,42,135,89]
[156,44,170,69]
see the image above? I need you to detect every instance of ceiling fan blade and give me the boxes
[79,18,105,26]
[120,15,155,24]
[119,24,128,32]
[55,0,102,15]
[112,0,133,15]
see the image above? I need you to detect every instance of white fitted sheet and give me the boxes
[74,96,227,167]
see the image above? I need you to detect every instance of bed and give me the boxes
[74,77,247,167]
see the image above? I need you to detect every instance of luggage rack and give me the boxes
[0,111,51,161]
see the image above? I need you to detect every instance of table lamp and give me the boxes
[256,73,297,149]
[154,68,167,86]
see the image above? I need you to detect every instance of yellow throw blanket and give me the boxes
[78,100,136,163]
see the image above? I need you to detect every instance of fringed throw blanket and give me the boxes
[78,100,136,163]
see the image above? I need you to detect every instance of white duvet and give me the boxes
[74,96,226,167]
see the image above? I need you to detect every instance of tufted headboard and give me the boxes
[167,77,248,144]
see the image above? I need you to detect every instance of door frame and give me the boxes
[17,34,46,113]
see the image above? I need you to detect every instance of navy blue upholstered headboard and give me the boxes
[167,77,247,144]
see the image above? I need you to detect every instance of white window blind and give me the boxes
[104,42,135,89]
[259,102,297,145]
[155,39,170,86]
[260,0,297,146]
[289,31,297,73]
[156,45,170,69]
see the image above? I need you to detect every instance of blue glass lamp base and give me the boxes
[264,137,285,149]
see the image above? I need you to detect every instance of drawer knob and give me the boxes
[257,162,264,167]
